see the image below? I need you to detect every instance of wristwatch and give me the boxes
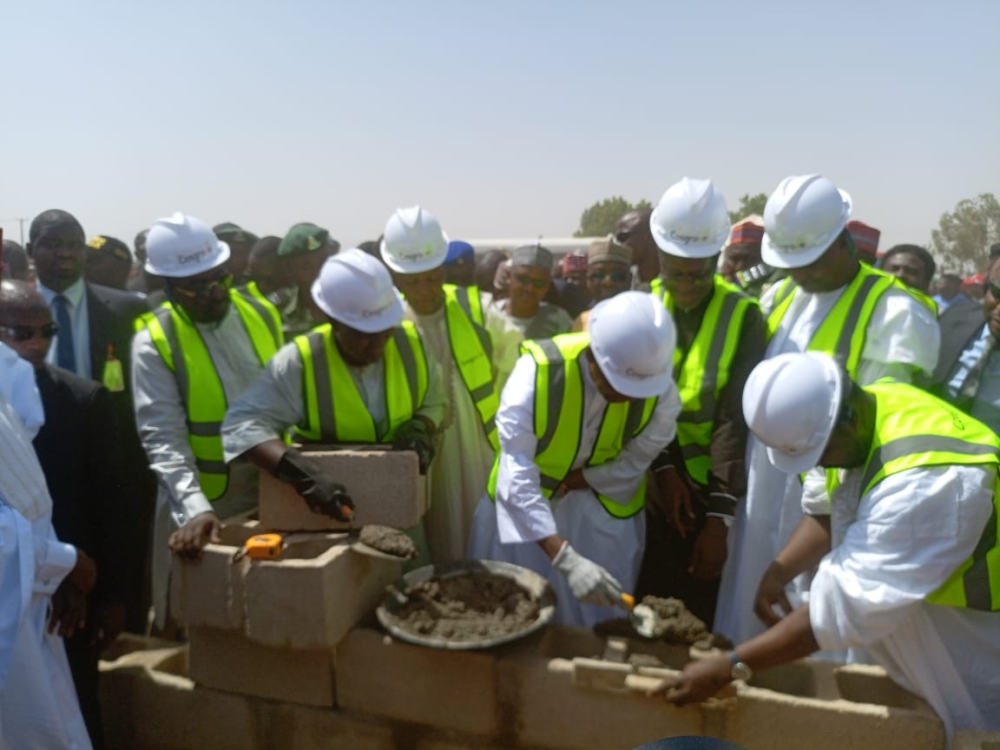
[728,650,753,682]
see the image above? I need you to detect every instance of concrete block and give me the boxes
[834,662,926,709]
[259,447,427,531]
[260,704,396,750]
[954,729,1000,749]
[188,625,335,707]
[725,685,946,750]
[336,627,498,735]
[244,541,401,649]
[101,657,260,750]
[169,522,259,630]
[497,652,704,750]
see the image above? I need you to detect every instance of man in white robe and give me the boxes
[468,292,681,628]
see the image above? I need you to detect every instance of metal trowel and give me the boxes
[620,593,657,638]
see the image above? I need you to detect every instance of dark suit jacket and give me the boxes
[932,296,985,386]
[34,364,135,604]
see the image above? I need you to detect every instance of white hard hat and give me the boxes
[311,248,404,333]
[379,206,449,274]
[761,175,852,269]
[588,291,676,399]
[649,178,731,259]
[144,212,230,278]
[742,352,844,475]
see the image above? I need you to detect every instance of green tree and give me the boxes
[930,193,1000,274]
[574,197,651,237]
[728,193,768,224]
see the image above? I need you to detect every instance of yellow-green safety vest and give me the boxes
[442,284,499,451]
[136,289,284,501]
[487,333,658,519]
[650,276,758,487]
[844,382,1000,611]
[766,264,933,377]
[295,321,429,443]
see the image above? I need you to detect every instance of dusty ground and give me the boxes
[386,572,540,642]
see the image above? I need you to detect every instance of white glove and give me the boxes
[551,542,625,607]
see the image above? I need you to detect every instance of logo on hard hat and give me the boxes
[177,241,214,265]
[669,229,712,245]
[360,299,393,318]
[625,368,653,379]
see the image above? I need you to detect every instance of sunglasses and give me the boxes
[513,274,548,289]
[0,323,59,341]
[988,281,1000,300]
[614,230,634,244]
[172,274,234,299]
[588,270,630,284]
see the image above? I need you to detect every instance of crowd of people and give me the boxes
[0,173,997,748]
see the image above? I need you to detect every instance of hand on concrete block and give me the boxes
[274,447,356,522]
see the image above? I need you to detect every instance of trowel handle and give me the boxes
[620,592,635,610]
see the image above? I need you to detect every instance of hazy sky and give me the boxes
[2,0,997,255]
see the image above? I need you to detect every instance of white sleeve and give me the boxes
[859,289,940,382]
[131,328,213,524]
[809,464,993,651]
[800,467,831,516]
[221,341,307,461]
[584,385,681,504]
[416,356,447,430]
[495,355,558,543]
[31,521,77,596]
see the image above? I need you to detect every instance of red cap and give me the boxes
[846,220,880,256]
[966,273,986,285]
[728,220,764,247]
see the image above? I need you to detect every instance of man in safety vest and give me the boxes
[640,178,766,627]
[380,206,498,564]
[652,352,1000,737]
[132,213,284,628]
[715,175,940,645]
[220,248,446,552]
[467,291,681,628]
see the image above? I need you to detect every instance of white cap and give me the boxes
[311,248,405,333]
[588,291,676,399]
[649,178,731,259]
[145,212,230,278]
[761,175,852,269]
[742,352,844,475]
[379,206,449,274]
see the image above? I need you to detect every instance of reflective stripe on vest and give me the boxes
[486,333,657,519]
[766,266,934,378]
[137,290,283,501]
[443,284,499,450]
[651,276,756,486]
[861,383,1000,611]
[295,321,428,443]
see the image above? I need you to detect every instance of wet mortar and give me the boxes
[358,525,418,559]
[385,572,540,642]
[595,596,731,649]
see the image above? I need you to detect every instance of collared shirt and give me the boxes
[132,306,268,525]
[38,279,91,379]
[943,322,1000,432]
[934,292,969,315]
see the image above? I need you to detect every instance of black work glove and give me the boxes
[391,419,435,475]
[274,448,356,522]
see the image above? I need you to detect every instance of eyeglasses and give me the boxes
[988,281,1000,300]
[588,270,630,284]
[614,230,634,244]
[513,274,548,289]
[0,323,59,341]
[171,274,233,299]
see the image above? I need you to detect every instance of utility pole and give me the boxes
[0,217,29,244]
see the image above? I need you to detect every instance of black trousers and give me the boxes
[64,626,105,750]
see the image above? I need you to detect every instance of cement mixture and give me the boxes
[385,572,540,642]
[359,525,418,559]
[596,596,730,648]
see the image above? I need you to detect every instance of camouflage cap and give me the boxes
[278,223,332,257]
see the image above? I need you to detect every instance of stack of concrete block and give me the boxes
[100,626,957,750]
[258,446,428,531]
[171,448,426,708]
